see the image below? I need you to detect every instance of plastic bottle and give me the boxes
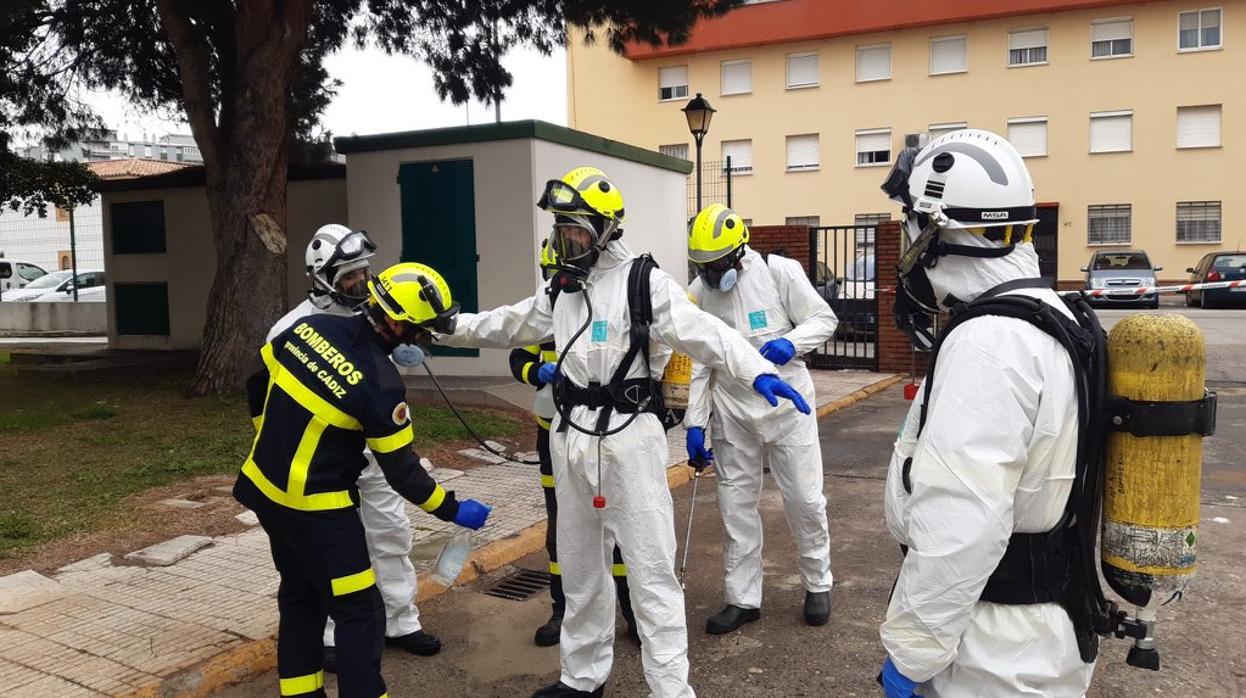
[429,529,475,587]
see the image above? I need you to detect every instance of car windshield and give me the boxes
[845,255,875,281]
[1212,255,1246,270]
[24,270,72,289]
[1093,253,1150,270]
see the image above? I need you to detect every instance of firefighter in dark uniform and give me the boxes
[234,262,491,698]
[509,241,638,648]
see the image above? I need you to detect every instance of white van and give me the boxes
[0,258,49,298]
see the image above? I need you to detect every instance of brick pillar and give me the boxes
[875,220,923,376]
[748,225,812,276]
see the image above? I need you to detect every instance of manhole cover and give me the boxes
[482,569,551,601]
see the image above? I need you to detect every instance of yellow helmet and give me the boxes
[688,204,749,264]
[367,262,460,333]
[537,166,625,222]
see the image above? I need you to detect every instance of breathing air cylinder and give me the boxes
[661,352,693,410]
[1102,313,1213,670]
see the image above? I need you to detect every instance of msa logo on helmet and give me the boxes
[981,211,1010,221]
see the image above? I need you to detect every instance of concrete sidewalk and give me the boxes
[0,369,896,698]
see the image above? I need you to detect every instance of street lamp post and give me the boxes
[682,93,716,212]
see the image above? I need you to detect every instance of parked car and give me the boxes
[830,254,876,339]
[1082,250,1160,309]
[814,261,839,305]
[0,258,48,297]
[1186,251,1246,309]
[3,269,106,302]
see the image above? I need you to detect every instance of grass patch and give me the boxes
[409,403,522,451]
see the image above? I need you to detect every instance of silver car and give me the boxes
[1082,250,1161,309]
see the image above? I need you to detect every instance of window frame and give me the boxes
[1007,116,1049,158]
[1091,17,1135,59]
[658,65,690,102]
[929,35,969,75]
[855,43,892,83]
[1176,104,1223,149]
[720,58,753,96]
[1089,109,1134,154]
[854,128,893,168]
[720,139,754,176]
[785,51,820,89]
[1175,200,1223,244]
[1087,203,1133,246]
[1178,7,1223,52]
[928,121,968,141]
[658,143,690,161]
[785,133,821,172]
[1008,26,1050,67]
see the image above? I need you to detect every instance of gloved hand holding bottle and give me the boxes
[685,427,713,470]
[759,337,796,366]
[753,374,811,414]
[537,362,558,385]
[879,657,919,698]
[454,499,492,530]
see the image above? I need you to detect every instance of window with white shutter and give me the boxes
[928,122,967,140]
[721,140,753,174]
[856,44,891,82]
[1090,111,1132,153]
[1179,9,1222,50]
[1177,105,1222,148]
[659,143,690,160]
[854,214,888,247]
[786,216,821,227]
[1009,28,1049,66]
[930,36,968,75]
[659,66,689,101]
[1176,201,1221,243]
[721,59,752,95]
[1008,117,1048,157]
[786,52,819,88]
[786,134,820,171]
[855,128,891,166]
[1088,204,1132,245]
[1092,18,1133,58]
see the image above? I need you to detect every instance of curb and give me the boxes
[122,373,903,697]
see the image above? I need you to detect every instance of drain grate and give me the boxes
[482,569,552,601]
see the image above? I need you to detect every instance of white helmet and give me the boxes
[305,224,376,309]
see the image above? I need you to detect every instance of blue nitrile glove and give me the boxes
[759,337,796,366]
[454,499,492,530]
[880,657,919,698]
[537,362,558,385]
[753,374,811,414]
[685,427,713,470]
[392,343,426,367]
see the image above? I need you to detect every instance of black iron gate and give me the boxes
[1034,204,1059,286]
[807,225,879,370]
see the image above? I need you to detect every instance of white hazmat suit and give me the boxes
[685,247,836,610]
[441,240,777,698]
[881,237,1095,697]
[267,299,423,646]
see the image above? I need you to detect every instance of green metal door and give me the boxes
[398,159,478,357]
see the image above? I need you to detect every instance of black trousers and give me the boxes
[245,482,387,698]
[537,425,634,624]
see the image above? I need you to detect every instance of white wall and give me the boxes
[0,198,105,273]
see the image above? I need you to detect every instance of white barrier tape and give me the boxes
[1083,279,1246,298]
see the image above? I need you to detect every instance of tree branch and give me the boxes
[154,0,223,166]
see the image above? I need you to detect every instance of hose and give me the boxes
[420,361,541,466]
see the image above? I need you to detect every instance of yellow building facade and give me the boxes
[567,0,1242,283]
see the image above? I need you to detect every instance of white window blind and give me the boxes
[721,59,752,95]
[930,36,967,74]
[1092,19,1133,57]
[928,122,967,140]
[1177,201,1222,242]
[786,52,819,88]
[659,66,688,101]
[1088,204,1132,244]
[1009,28,1049,65]
[786,216,821,227]
[786,134,820,170]
[1179,9,1221,50]
[1177,105,1222,148]
[1008,117,1048,157]
[1090,111,1132,153]
[721,139,753,173]
[855,129,891,166]
[659,143,689,160]
[856,44,891,82]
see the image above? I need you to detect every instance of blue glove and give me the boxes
[880,657,919,698]
[454,499,491,530]
[391,343,425,367]
[536,362,558,385]
[753,374,811,414]
[685,427,713,469]
[759,338,796,366]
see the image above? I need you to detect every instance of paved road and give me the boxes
[218,306,1246,697]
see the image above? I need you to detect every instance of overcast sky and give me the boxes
[88,43,567,143]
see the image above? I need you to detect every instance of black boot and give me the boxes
[323,646,337,674]
[534,610,563,647]
[387,629,442,656]
[706,604,761,635]
[531,681,605,697]
[804,590,831,626]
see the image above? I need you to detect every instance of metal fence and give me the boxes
[0,199,102,300]
[685,157,735,219]
[807,225,879,370]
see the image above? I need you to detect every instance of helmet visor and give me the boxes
[538,179,593,216]
[323,231,376,277]
[552,219,597,265]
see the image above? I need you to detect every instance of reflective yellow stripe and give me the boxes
[288,419,328,497]
[262,344,361,431]
[548,561,561,575]
[367,424,414,454]
[522,362,535,384]
[279,671,324,695]
[540,349,559,362]
[540,474,555,489]
[331,567,376,596]
[251,415,263,432]
[612,563,628,577]
[419,485,447,513]
[241,459,354,511]
[535,415,552,430]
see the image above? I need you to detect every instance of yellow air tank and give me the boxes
[661,353,693,410]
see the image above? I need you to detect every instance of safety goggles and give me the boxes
[322,230,376,274]
[537,179,592,216]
